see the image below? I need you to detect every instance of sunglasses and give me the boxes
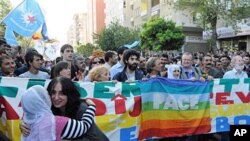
[92,61,101,64]
[173,70,180,72]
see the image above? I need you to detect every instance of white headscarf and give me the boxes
[167,64,181,79]
[22,85,55,141]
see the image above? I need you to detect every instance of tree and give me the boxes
[94,21,139,51]
[140,17,185,51]
[0,0,12,37]
[173,0,250,52]
[76,43,96,57]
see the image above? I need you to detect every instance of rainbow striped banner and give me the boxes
[138,78,211,140]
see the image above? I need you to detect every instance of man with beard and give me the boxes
[223,55,248,78]
[199,55,223,80]
[112,49,143,82]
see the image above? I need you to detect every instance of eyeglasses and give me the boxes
[173,70,180,72]
[92,61,101,64]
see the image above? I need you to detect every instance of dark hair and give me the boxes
[55,57,62,64]
[24,50,41,68]
[0,55,13,66]
[202,55,212,61]
[161,53,168,59]
[122,49,140,66]
[104,51,115,62]
[47,77,81,119]
[60,44,73,53]
[117,46,128,61]
[0,38,7,46]
[51,61,69,79]
[219,55,230,61]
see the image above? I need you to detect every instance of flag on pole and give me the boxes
[3,0,47,44]
[4,26,18,46]
[124,40,140,48]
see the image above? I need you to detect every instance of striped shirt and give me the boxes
[61,105,96,139]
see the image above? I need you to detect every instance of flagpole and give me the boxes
[25,37,33,52]
[0,0,25,24]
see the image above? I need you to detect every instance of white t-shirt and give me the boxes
[19,71,50,79]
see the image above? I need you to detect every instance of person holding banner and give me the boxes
[20,77,109,141]
[145,57,162,78]
[21,85,96,141]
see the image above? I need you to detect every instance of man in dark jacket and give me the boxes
[112,49,143,82]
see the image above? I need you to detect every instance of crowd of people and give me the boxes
[1,37,249,141]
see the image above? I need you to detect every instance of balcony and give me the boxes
[151,4,160,16]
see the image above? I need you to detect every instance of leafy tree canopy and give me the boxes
[76,43,96,57]
[140,17,185,51]
[174,0,250,51]
[94,21,139,51]
[0,0,12,37]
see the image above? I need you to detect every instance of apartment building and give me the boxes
[216,18,250,52]
[105,0,208,52]
[86,0,105,44]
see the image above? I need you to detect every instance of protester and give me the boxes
[112,49,143,82]
[88,65,110,82]
[167,64,180,79]
[0,56,16,77]
[20,77,109,141]
[21,85,96,141]
[103,51,117,71]
[72,56,85,81]
[110,46,128,79]
[199,55,223,80]
[19,50,49,79]
[179,52,204,81]
[223,55,248,79]
[160,53,169,77]
[138,56,147,76]
[60,44,77,79]
[50,61,71,79]
[145,57,161,78]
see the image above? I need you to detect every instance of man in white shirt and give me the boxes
[223,55,248,79]
[19,51,49,79]
[110,46,128,79]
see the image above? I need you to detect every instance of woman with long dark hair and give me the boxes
[21,77,109,141]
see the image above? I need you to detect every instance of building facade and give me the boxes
[104,0,125,26]
[86,0,105,44]
[216,18,250,52]
[105,0,208,53]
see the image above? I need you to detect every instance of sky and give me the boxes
[10,0,87,44]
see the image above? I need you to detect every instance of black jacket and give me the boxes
[112,69,144,82]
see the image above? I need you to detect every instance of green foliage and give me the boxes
[94,21,139,51]
[174,0,250,51]
[175,0,250,28]
[76,43,96,57]
[0,0,12,37]
[140,17,185,51]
